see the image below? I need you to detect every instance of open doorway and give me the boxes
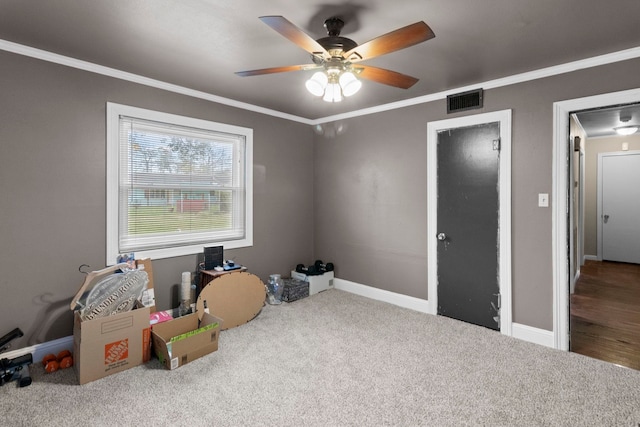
[552,89,640,368]
[570,105,640,369]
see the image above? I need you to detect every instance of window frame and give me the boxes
[106,102,253,263]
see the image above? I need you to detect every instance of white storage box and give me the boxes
[290,270,334,295]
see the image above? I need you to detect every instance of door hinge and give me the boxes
[492,138,501,151]
[491,293,501,308]
[492,293,501,325]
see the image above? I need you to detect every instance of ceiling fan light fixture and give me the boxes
[339,71,361,97]
[238,16,435,106]
[305,71,328,96]
[306,68,360,102]
[615,125,638,136]
[323,82,343,103]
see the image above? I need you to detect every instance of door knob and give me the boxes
[603,214,609,224]
[437,232,447,241]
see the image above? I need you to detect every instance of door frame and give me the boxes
[570,133,585,292]
[427,109,512,335]
[552,88,640,351]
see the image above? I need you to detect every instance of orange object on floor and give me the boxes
[42,351,74,373]
[42,354,59,373]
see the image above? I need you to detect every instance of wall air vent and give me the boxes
[447,89,483,113]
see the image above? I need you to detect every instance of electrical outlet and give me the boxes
[538,193,549,208]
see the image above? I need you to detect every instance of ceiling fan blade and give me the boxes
[344,21,435,62]
[259,16,330,60]
[235,64,320,77]
[355,65,419,89]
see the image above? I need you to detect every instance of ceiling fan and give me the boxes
[235,16,435,102]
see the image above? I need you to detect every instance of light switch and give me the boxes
[538,193,549,208]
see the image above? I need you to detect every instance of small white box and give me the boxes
[290,271,334,295]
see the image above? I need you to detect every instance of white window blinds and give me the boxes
[106,103,253,262]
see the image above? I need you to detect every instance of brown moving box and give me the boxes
[73,304,151,385]
[151,312,222,370]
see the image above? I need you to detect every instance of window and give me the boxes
[106,103,252,263]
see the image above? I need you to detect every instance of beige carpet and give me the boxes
[2,289,640,426]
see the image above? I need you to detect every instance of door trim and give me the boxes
[427,109,512,335]
[552,88,640,351]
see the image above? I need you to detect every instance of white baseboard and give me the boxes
[2,335,73,364]
[333,278,431,314]
[334,277,555,348]
[511,323,555,348]
[584,255,598,261]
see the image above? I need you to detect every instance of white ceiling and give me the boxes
[574,103,640,138]
[2,0,640,127]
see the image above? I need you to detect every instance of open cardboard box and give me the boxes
[70,262,153,384]
[151,312,223,370]
[73,303,151,385]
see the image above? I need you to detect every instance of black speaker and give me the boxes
[204,246,223,270]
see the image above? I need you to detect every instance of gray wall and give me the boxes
[0,51,314,347]
[3,47,640,345]
[314,57,640,331]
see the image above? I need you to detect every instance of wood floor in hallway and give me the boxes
[570,260,640,370]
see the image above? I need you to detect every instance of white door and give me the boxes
[598,151,640,264]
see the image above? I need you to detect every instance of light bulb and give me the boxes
[615,126,638,136]
[305,72,328,96]
[339,72,362,97]
[323,83,343,103]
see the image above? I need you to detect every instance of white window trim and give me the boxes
[106,102,253,264]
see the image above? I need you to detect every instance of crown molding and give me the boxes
[0,39,315,125]
[316,46,640,124]
[2,38,640,126]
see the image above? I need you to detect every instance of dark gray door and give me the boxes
[436,122,500,330]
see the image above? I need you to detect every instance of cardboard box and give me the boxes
[151,312,222,370]
[73,305,151,385]
[291,270,334,295]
